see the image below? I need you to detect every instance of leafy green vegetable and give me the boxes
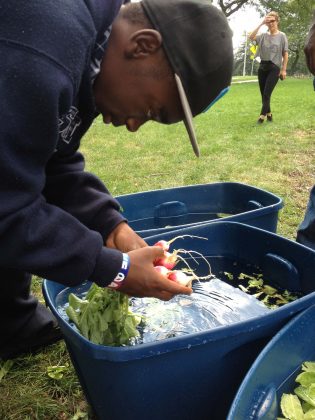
[66,284,142,346]
[302,362,315,373]
[225,271,300,309]
[301,401,314,413]
[280,393,304,419]
[294,385,315,408]
[280,361,315,419]
[304,408,315,419]
[223,271,234,281]
[296,372,315,388]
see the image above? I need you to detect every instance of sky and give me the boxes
[221,5,263,50]
[130,0,263,51]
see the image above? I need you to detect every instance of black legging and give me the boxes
[258,61,280,115]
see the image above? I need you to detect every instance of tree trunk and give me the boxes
[290,51,300,74]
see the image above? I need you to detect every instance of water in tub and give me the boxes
[56,258,271,345]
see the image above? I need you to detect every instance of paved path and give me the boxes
[232,79,258,84]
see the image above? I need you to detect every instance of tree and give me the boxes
[217,0,256,17]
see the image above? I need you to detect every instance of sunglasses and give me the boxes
[268,19,276,23]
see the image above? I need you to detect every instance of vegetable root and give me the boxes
[153,235,213,288]
[154,234,208,252]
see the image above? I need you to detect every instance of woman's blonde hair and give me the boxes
[268,11,280,23]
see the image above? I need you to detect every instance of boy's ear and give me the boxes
[125,29,162,58]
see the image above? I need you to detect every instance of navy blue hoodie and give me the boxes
[0,0,127,287]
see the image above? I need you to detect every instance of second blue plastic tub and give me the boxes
[115,182,283,236]
[227,304,315,420]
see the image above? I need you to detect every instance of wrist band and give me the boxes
[107,253,130,289]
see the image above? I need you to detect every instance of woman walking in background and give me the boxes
[249,12,288,124]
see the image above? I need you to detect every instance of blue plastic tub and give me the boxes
[115,182,283,237]
[43,222,315,420]
[227,304,315,420]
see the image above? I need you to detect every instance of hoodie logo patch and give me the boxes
[58,106,81,144]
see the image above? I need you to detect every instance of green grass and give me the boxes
[81,77,314,239]
[1,77,314,419]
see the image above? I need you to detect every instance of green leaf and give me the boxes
[67,284,142,346]
[66,305,80,327]
[263,285,277,295]
[249,279,264,289]
[224,272,234,280]
[68,293,85,310]
[71,410,89,420]
[47,364,69,380]
[0,360,14,383]
[302,362,315,373]
[304,409,315,419]
[280,393,304,419]
[302,401,314,412]
[296,372,315,388]
[282,290,298,303]
[295,386,315,408]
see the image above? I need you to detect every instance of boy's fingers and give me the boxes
[151,245,166,258]
[157,275,192,295]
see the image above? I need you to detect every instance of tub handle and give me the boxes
[262,253,300,291]
[154,201,188,218]
[247,200,264,210]
[153,201,188,227]
[246,384,278,420]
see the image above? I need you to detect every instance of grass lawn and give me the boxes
[1,77,314,419]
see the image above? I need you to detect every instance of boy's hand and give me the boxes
[106,222,147,252]
[119,247,192,301]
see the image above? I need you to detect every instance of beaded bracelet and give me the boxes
[107,253,130,289]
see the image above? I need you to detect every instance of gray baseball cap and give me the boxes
[141,0,233,157]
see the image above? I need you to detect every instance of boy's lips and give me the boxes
[102,114,112,124]
[102,114,127,128]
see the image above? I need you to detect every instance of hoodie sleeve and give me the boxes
[0,42,124,288]
[43,150,127,243]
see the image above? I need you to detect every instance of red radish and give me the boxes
[154,251,177,270]
[153,235,213,287]
[167,270,192,287]
[154,265,169,276]
[154,240,169,251]
[155,264,193,288]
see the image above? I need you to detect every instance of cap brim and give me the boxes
[174,74,200,158]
